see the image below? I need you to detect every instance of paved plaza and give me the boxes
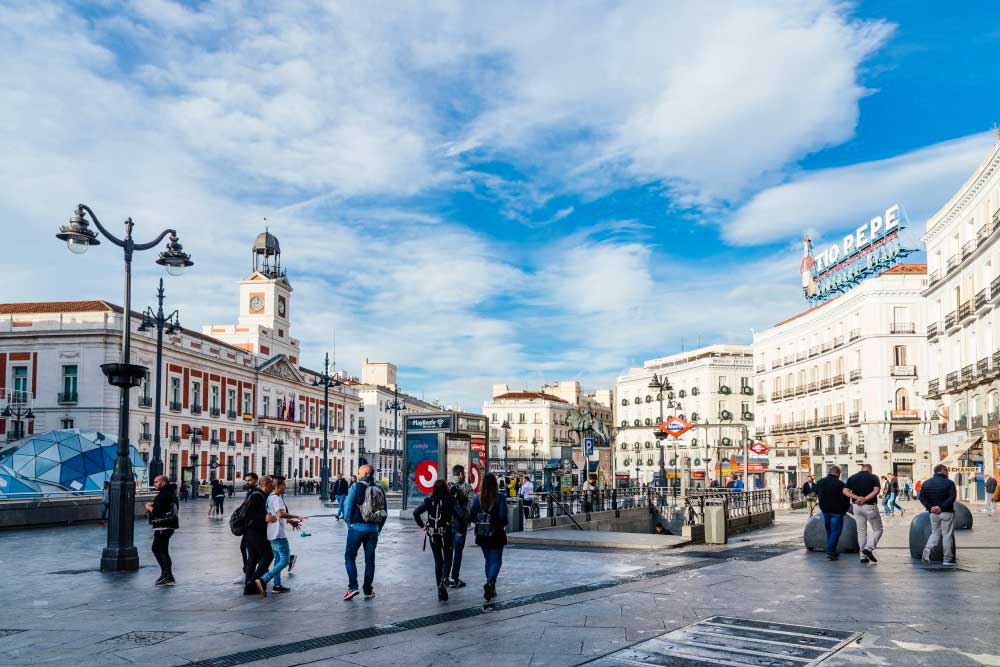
[0,497,998,666]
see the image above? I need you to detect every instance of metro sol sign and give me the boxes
[659,417,693,438]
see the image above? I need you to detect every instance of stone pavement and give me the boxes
[0,496,997,666]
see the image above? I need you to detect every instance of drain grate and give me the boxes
[98,631,184,648]
[584,615,860,667]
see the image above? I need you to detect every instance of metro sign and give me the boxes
[749,442,769,455]
[659,417,693,438]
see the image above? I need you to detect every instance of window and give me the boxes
[740,376,750,389]
[141,369,151,400]
[12,366,28,402]
[170,377,180,403]
[227,388,236,412]
[310,405,316,425]
[718,376,728,388]
[243,393,251,415]
[893,345,908,366]
[211,385,220,410]
[62,365,78,397]
[61,418,74,429]
[192,381,201,406]
[262,396,270,417]
[171,425,179,439]
[895,389,910,411]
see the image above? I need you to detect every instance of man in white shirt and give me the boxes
[518,475,535,518]
[254,476,304,595]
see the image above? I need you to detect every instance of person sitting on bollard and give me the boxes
[919,464,958,567]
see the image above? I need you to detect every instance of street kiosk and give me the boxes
[402,411,488,510]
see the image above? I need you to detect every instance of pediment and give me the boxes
[258,354,306,383]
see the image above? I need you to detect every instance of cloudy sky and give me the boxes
[3,1,999,409]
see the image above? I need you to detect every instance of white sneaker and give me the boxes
[233,575,245,585]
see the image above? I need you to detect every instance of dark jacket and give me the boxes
[470,493,508,547]
[412,495,465,533]
[919,473,957,513]
[815,475,849,514]
[985,477,998,494]
[333,478,350,496]
[150,483,179,529]
[243,488,269,539]
[801,480,817,496]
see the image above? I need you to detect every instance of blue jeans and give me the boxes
[345,528,378,593]
[261,538,290,587]
[481,545,504,582]
[451,530,467,580]
[888,493,904,514]
[822,512,844,556]
[336,495,347,517]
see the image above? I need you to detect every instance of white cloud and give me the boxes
[724,132,997,246]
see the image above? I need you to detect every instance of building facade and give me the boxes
[0,232,361,484]
[923,138,1000,500]
[613,345,755,486]
[754,264,930,488]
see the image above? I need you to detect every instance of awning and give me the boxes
[940,435,982,467]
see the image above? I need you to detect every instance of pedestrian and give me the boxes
[886,473,905,516]
[413,479,465,601]
[233,473,259,584]
[984,474,997,515]
[582,475,596,513]
[801,475,818,516]
[816,465,849,561]
[243,475,274,595]
[448,465,473,587]
[471,472,508,601]
[100,480,110,525]
[254,476,304,595]
[333,472,350,521]
[903,479,913,501]
[343,464,387,601]
[879,475,892,516]
[920,464,958,567]
[845,464,883,564]
[145,474,179,586]
[518,473,535,519]
[179,481,189,502]
[734,475,745,492]
[210,479,225,517]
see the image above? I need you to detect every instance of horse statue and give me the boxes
[567,404,612,446]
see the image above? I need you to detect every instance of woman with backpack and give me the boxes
[470,473,508,602]
[412,479,464,601]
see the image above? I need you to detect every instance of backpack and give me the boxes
[474,503,495,538]
[426,497,449,535]
[229,490,262,536]
[358,481,387,524]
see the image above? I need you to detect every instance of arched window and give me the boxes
[970,394,982,418]
[989,391,1000,416]
[895,388,909,411]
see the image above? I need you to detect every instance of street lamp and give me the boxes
[1,392,34,442]
[648,373,673,487]
[188,425,201,497]
[137,278,181,483]
[500,420,511,473]
[385,386,406,491]
[312,353,342,503]
[57,204,193,572]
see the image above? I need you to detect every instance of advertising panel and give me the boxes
[405,432,439,508]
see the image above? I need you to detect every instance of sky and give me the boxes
[2,1,1000,410]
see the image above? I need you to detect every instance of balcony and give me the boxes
[891,409,920,421]
[210,437,219,445]
[770,360,781,370]
[833,336,845,348]
[795,352,806,362]
[890,365,916,377]
[978,357,990,379]
[848,412,860,424]
[976,288,990,313]
[807,382,818,393]
[813,445,823,455]
[808,346,819,358]
[927,378,940,397]
[191,404,202,415]
[138,395,153,407]
[962,239,975,260]
[892,443,916,454]
[819,417,830,427]
[227,438,236,447]
[927,322,940,340]
[782,389,794,399]
[358,426,366,435]
[169,401,182,412]
[832,373,845,386]
[756,365,765,373]
[309,422,316,429]
[139,431,151,441]
[819,378,832,390]
[849,328,861,342]
[990,411,1000,427]
[946,371,959,390]
[795,385,807,396]
[955,416,969,431]
[57,391,78,404]
[755,395,766,404]
[830,415,844,426]
[169,434,181,443]
[993,275,1000,303]
[227,410,237,419]
[945,311,958,332]
[978,222,992,246]
[849,369,861,382]
[806,418,817,429]
[783,355,794,366]
[959,300,974,323]
[961,364,975,386]
[946,254,959,273]
[890,323,915,334]
[927,269,941,286]
[971,415,984,429]
[838,445,850,455]
[770,391,781,401]
[210,407,221,417]
[821,341,832,353]
[824,447,836,455]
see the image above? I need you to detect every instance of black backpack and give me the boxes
[475,503,495,538]
[229,490,262,536]
[426,498,450,536]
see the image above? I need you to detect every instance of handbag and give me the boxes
[150,510,178,528]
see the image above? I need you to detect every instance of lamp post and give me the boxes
[189,426,201,497]
[312,353,342,503]
[56,204,192,572]
[386,386,405,491]
[648,373,673,487]
[1,391,34,443]
[137,278,181,483]
[530,438,539,483]
[500,420,511,473]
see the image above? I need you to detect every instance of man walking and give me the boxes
[255,476,304,595]
[920,464,958,567]
[233,472,260,585]
[845,464,883,564]
[145,474,179,586]
[449,465,473,587]
[984,474,997,515]
[333,473,350,521]
[518,474,535,519]
[816,466,849,561]
[343,465,386,600]
[243,475,274,595]
[801,475,818,516]
[886,473,905,516]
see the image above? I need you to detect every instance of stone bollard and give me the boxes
[908,511,959,561]
[803,511,859,553]
[954,502,973,530]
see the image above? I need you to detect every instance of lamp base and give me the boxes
[100,545,140,572]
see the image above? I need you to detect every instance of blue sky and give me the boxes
[2,1,999,409]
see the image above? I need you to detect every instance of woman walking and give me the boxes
[412,479,464,601]
[145,474,179,586]
[470,473,508,602]
[210,479,225,517]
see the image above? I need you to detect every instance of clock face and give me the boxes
[249,295,264,313]
[277,297,286,317]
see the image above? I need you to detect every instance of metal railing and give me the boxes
[927,322,939,338]
[57,391,78,404]
[890,323,915,334]
[681,490,773,528]
[138,395,153,407]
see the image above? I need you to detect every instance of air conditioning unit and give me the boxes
[720,409,733,420]
[691,412,700,421]
[721,437,733,446]
[692,387,700,396]
[678,390,687,398]
[719,386,732,395]
[742,412,754,421]
[741,386,753,395]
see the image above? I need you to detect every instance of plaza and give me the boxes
[0,497,998,666]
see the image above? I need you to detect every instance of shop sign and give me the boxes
[406,415,452,432]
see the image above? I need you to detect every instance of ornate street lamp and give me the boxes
[1,394,34,442]
[137,278,181,483]
[648,373,673,487]
[57,204,192,572]
[385,387,406,491]
[500,420,512,472]
[312,353,342,503]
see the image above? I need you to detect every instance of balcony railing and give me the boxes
[959,301,974,322]
[849,329,861,342]
[820,378,831,390]
[838,445,850,455]
[796,352,806,362]
[139,431,151,441]
[208,407,219,417]
[191,404,202,415]
[955,416,968,431]
[808,382,818,393]
[976,289,989,310]
[927,322,940,339]
[756,365,765,373]
[927,378,940,396]
[227,410,237,419]
[210,437,219,445]
[890,323,915,334]
[890,365,916,377]
[892,443,917,454]
[138,395,153,407]
[169,435,181,443]
[945,311,957,329]
[928,269,941,286]
[962,240,975,259]
[971,415,984,429]
[783,355,794,366]
[795,385,807,396]
[946,371,959,390]
[808,346,819,358]
[849,369,861,382]
[821,341,833,353]
[978,357,990,378]
[227,438,236,446]
[833,336,845,348]
[57,391,78,404]
[755,395,766,404]
[961,364,975,385]
[990,411,1000,427]
[946,254,959,273]
[782,389,794,399]
[169,401,182,412]
[832,374,845,386]
[771,361,781,370]
[993,275,1000,301]
[830,415,844,426]
[848,412,860,424]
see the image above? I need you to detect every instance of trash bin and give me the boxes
[703,497,727,545]
[507,497,524,533]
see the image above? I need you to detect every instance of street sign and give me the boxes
[583,437,594,456]
[209,461,219,470]
[749,442,769,455]
[659,416,693,438]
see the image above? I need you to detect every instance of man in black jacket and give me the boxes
[815,466,850,560]
[244,475,275,594]
[801,475,818,516]
[919,464,958,566]
[333,473,350,520]
[145,475,179,586]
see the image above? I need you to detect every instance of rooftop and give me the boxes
[490,391,569,403]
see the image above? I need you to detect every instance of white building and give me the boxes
[0,231,361,484]
[613,344,755,486]
[923,137,1000,500]
[754,263,930,486]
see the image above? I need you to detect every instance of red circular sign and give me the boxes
[414,460,438,494]
[469,463,481,493]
